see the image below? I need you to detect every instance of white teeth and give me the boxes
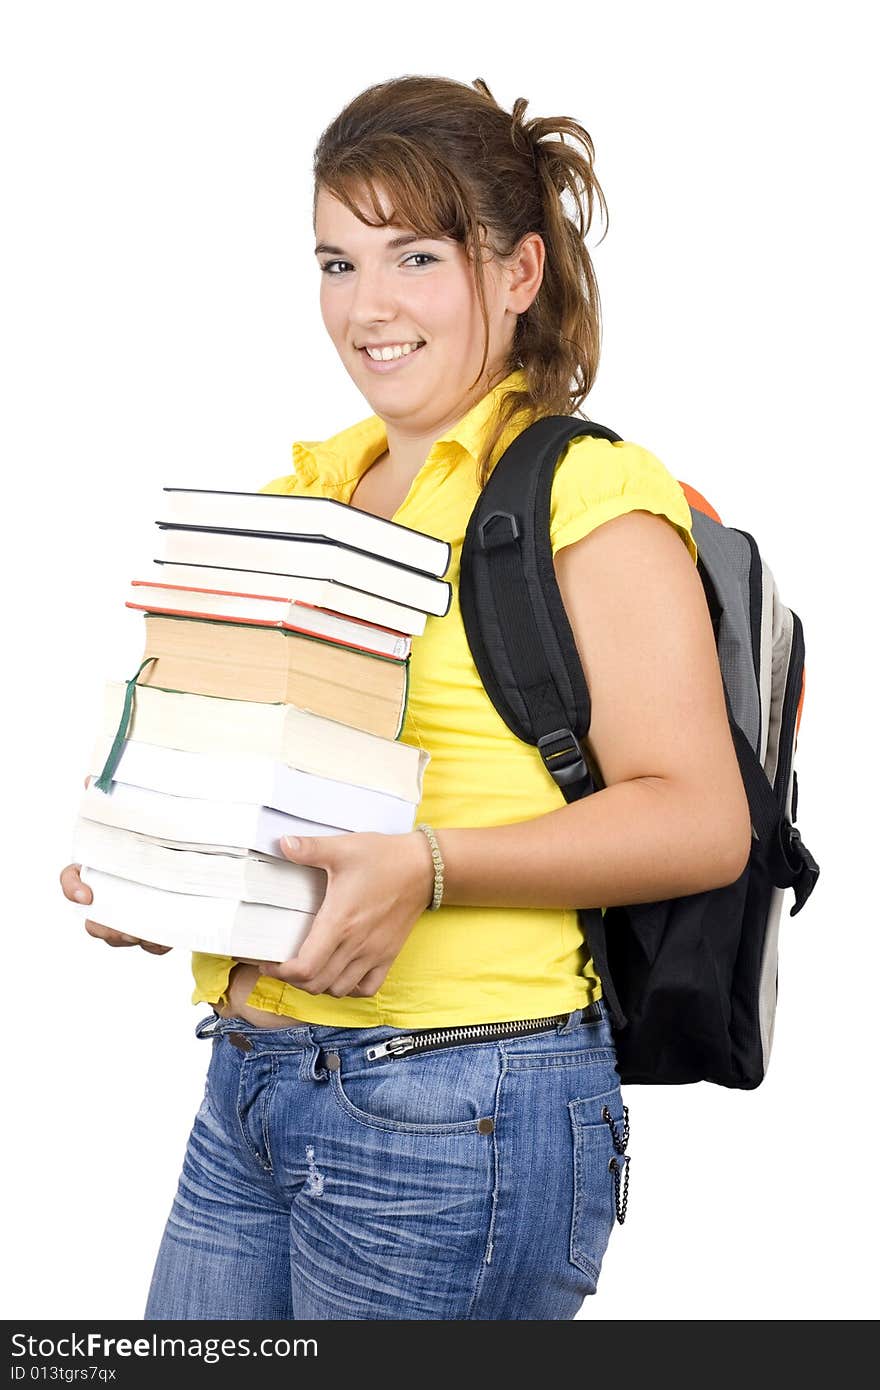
[364,342,423,361]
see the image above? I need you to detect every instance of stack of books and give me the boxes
[72,487,452,961]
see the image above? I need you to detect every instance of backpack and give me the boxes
[459,415,820,1089]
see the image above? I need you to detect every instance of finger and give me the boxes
[279,834,320,865]
[83,919,141,946]
[82,920,171,953]
[325,955,375,999]
[261,909,348,987]
[60,863,92,905]
[302,940,363,996]
[83,918,114,940]
[348,964,388,998]
[264,933,358,995]
[279,833,347,869]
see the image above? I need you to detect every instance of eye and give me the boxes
[319,252,438,275]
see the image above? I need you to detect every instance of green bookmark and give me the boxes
[93,656,158,793]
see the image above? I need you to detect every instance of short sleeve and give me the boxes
[258,472,298,496]
[549,436,698,566]
[259,441,325,496]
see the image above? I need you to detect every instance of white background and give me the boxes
[2,0,876,1321]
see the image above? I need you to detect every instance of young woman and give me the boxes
[59,75,751,1320]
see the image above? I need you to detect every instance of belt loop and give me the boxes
[300,1030,328,1082]
[195,1010,224,1040]
[557,1009,582,1034]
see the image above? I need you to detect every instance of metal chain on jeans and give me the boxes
[602,1104,630,1225]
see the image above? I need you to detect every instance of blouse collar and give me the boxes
[290,367,532,490]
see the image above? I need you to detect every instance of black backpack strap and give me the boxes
[460,415,622,799]
[460,415,630,1029]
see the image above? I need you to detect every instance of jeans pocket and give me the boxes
[568,1086,630,1290]
[328,1044,499,1136]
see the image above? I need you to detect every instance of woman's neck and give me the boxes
[371,364,510,486]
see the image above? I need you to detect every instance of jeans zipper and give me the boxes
[365,1013,569,1061]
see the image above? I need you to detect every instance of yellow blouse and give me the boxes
[191,368,698,1027]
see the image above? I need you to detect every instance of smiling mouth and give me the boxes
[359,343,426,361]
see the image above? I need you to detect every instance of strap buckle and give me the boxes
[537,727,589,789]
[769,819,820,915]
[477,510,521,551]
[784,824,820,916]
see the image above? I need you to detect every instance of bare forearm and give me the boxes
[434,778,750,910]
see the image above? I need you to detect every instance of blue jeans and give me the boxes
[144,999,630,1320]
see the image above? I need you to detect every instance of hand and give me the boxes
[258,830,435,998]
[62,772,172,954]
[59,863,172,954]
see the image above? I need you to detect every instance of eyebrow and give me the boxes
[313,232,431,256]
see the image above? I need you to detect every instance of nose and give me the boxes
[346,264,399,332]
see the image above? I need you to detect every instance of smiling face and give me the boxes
[314,183,534,436]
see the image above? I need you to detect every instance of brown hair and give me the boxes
[312,75,608,486]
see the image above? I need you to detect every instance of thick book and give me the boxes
[80,778,349,856]
[87,737,421,833]
[159,489,451,578]
[156,529,452,617]
[136,613,409,740]
[98,681,430,802]
[127,582,412,659]
[72,817,327,912]
[149,562,429,636]
[77,866,314,960]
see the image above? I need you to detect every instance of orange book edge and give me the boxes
[126,599,409,661]
[129,581,409,639]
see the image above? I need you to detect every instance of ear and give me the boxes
[507,232,545,313]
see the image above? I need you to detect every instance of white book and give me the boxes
[80,780,355,856]
[160,489,451,578]
[149,562,428,636]
[78,867,314,961]
[99,682,430,803]
[72,818,327,912]
[156,529,452,616]
[88,738,419,832]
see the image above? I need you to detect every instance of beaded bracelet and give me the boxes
[416,823,445,911]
